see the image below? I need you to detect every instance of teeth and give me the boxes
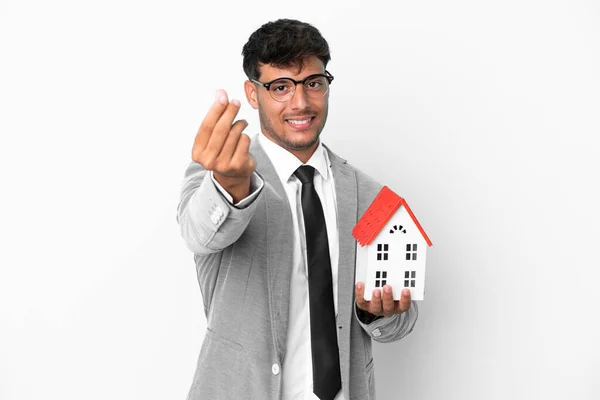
[288,118,312,125]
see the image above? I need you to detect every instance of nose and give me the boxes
[289,83,309,110]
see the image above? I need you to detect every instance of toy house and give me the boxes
[353,186,432,301]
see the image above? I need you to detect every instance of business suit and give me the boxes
[177,138,418,400]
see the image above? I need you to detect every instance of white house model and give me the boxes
[353,186,432,301]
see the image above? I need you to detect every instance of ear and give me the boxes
[244,80,259,110]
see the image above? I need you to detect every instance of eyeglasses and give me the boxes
[251,71,334,102]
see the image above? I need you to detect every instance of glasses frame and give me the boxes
[250,70,334,102]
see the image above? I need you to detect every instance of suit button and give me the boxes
[271,364,280,375]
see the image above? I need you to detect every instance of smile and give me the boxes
[285,117,315,129]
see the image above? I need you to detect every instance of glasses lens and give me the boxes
[269,79,295,101]
[304,76,329,98]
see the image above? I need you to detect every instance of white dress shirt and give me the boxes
[212,133,344,400]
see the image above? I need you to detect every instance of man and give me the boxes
[177,19,418,400]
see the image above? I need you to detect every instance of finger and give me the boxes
[204,99,242,165]
[370,289,383,315]
[217,119,247,164]
[194,90,229,152]
[395,288,412,313]
[228,132,254,176]
[381,285,395,317]
[355,282,368,310]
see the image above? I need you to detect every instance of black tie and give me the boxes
[294,165,342,400]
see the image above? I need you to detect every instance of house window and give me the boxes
[405,243,417,261]
[375,271,388,287]
[404,271,416,287]
[377,243,389,261]
[389,225,407,234]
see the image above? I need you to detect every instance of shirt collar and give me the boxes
[258,133,331,184]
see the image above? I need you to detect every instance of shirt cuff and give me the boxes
[210,171,264,208]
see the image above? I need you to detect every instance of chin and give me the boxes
[283,130,320,150]
[284,123,325,148]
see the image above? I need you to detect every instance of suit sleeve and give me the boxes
[176,160,264,254]
[354,301,419,343]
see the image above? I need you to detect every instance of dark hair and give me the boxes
[242,19,331,80]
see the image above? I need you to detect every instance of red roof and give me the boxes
[352,186,432,247]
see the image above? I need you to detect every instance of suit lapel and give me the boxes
[326,145,358,390]
[251,140,294,361]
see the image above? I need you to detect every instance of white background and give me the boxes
[1,0,599,399]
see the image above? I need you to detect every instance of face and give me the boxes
[244,56,329,162]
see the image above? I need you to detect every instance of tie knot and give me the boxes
[294,165,315,184]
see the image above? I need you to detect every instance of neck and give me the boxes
[292,145,319,164]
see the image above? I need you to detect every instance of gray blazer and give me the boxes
[177,140,418,400]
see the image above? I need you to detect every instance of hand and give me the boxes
[192,89,256,202]
[355,282,412,318]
